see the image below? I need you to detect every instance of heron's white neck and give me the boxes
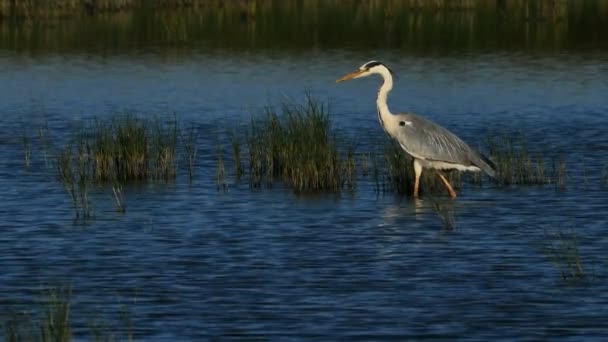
[375,66,394,132]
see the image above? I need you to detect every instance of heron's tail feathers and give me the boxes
[477,153,497,178]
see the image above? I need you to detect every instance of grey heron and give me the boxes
[337,61,496,198]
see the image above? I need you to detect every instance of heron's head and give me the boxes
[336,61,392,83]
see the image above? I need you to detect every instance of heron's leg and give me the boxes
[413,159,422,198]
[438,173,457,198]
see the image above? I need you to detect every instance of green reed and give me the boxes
[216,143,226,191]
[57,145,92,219]
[182,126,198,182]
[486,133,559,186]
[150,117,178,181]
[3,285,135,342]
[65,115,179,183]
[245,96,352,193]
[3,286,72,342]
[40,287,72,342]
[231,132,244,181]
[544,229,585,280]
[112,183,126,213]
[22,130,31,170]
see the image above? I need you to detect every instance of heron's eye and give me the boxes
[399,121,406,126]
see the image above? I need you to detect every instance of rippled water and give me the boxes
[1,44,608,340]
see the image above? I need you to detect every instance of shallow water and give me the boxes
[1,11,608,340]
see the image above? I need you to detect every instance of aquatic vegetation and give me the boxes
[21,130,31,170]
[112,183,126,213]
[40,286,72,342]
[57,145,92,219]
[2,286,135,342]
[182,126,198,182]
[216,143,226,191]
[544,229,585,280]
[3,0,607,55]
[231,132,244,181]
[245,96,352,193]
[554,158,567,191]
[53,114,189,218]
[61,115,179,183]
[343,145,356,191]
[3,286,72,342]
[37,119,54,169]
[487,133,566,188]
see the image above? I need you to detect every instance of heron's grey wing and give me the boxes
[394,113,496,177]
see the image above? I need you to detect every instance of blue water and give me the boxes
[1,47,608,340]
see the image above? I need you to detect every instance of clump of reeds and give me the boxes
[486,133,548,185]
[485,132,573,188]
[57,145,92,219]
[544,229,585,280]
[61,114,179,184]
[55,114,184,218]
[245,96,354,193]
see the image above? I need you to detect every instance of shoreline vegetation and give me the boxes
[1,0,607,52]
[17,96,579,220]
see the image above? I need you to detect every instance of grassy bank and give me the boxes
[1,0,607,53]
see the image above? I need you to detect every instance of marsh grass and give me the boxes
[544,229,585,280]
[57,145,92,219]
[554,157,567,190]
[182,126,198,182]
[39,287,72,342]
[216,143,226,191]
[231,132,244,181]
[484,133,573,187]
[3,286,73,342]
[3,286,136,342]
[3,311,34,342]
[54,114,186,218]
[38,119,53,168]
[359,152,371,177]
[22,129,32,170]
[245,96,352,193]
[343,144,356,191]
[59,114,179,184]
[112,183,126,213]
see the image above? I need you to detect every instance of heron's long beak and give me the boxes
[336,70,364,83]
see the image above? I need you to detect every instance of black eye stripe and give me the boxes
[399,121,406,126]
[364,61,382,70]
